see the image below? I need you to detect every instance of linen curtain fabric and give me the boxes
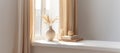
[14,0,78,53]
[60,0,78,36]
[14,0,33,53]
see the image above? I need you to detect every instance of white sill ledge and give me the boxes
[32,40,120,52]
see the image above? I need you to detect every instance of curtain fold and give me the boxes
[60,0,78,36]
[14,0,33,53]
[15,0,78,53]
[74,0,78,35]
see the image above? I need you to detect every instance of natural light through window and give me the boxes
[34,0,60,41]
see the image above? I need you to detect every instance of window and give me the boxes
[34,0,60,41]
[32,0,78,42]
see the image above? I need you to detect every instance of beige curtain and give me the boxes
[60,0,78,36]
[14,0,34,53]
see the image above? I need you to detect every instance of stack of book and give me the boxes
[60,35,83,42]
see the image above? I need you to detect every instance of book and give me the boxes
[61,35,80,40]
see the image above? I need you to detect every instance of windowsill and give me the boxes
[32,40,120,52]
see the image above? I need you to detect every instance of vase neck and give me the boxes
[49,26,53,29]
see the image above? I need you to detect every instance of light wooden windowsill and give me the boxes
[32,40,120,53]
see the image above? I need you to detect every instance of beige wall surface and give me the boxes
[78,0,120,41]
[0,0,18,53]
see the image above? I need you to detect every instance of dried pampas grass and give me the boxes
[42,15,58,26]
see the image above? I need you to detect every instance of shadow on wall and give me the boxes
[78,0,120,42]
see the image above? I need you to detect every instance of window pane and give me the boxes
[34,0,60,41]
[34,0,42,40]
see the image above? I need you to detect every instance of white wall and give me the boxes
[78,0,120,42]
[0,0,18,53]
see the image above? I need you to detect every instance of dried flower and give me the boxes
[42,15,58,26]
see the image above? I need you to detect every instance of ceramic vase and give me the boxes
[46,26,55,41]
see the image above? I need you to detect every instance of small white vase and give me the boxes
[46,26,55,41]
